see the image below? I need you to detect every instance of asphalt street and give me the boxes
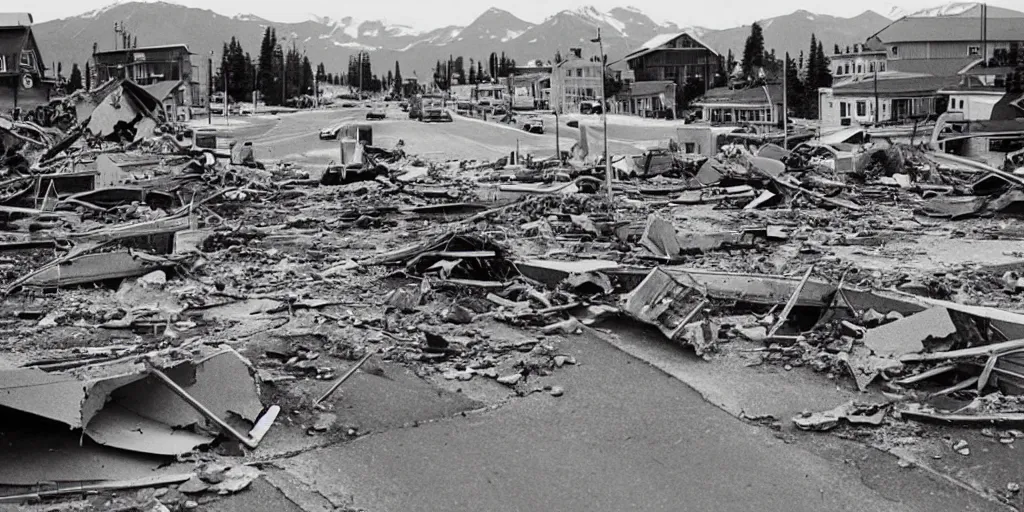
[278,332,995,512]
[210,105,654,170]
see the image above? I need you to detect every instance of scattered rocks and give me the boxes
[952,439,970,456]
[553,355,577,367]
[312,412,337,432]
[496,373,522,386]
[549,386,564,397]
[177,476,211,494]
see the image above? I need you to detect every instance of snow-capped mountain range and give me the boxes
[29,2,1021,82]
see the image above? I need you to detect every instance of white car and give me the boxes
[319,124,344,140]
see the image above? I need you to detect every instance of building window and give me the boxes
[857,64,862,74]
[0,55,6,73]
[959,100,964,109]
[845,63,850,75]
[950,98,956,109]
[891,46,898,56]
[968,46,980,56]
[879,62,886,72]
[20,51,35,71]
[840,102,848,117]
[836,65,843,75]
[856,101,867,117]
[869,62,875,72]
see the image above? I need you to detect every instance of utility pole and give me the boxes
[783,52,789,149]
[224,64,229,126]
[555,108,561,162]
[208,51,213,125]
[873,68,879,125]
[592,28,611,204]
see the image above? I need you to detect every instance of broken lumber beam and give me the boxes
[898,403,1024,427]
[899,338,1024,363]
[766,266,814,338]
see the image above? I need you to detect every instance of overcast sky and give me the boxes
[12,0,1021,30]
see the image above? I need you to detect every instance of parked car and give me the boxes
[519,116,544,134]
[319,123,345,140]
[579,100,604,115]
[366,103,387,120]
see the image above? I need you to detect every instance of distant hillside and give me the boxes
[31,2,895,85]
[699,10,892,60]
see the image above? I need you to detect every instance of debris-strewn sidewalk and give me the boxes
[3,89,1024,509]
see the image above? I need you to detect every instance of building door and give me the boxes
[892,99,911,121]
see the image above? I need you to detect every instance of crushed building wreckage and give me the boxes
[4,77,1024,507]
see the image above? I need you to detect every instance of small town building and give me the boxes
[550,51,603,114]
[509,73,550,110]
[92,44,199,107]
[616,80,676,118]
[868,7,1024,76]
[691,84,783,131]
[0,13,56,113]
[818,73,953,128]
[831,45,888,78]
[622,31,722,93]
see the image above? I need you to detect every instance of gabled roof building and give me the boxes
[0,12,56,112]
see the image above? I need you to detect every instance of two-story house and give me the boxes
[92,44,200,110]
[831,44,889,78]
[550,49,604,114]
[868,6,1024,77]
[622,31,723,116]
[0,13,55,113]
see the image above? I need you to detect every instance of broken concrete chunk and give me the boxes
[862,307,957,358]
[641,215,681,259]
[177,476,210,494]
[542,317,583,335]
[311,412,337,432]
[496,373,522,386]
[793,401,888,431]
[445,304,476,325]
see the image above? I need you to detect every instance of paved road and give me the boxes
[222,106,653,169]
[278,331,994,512]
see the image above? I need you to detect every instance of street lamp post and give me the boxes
[591,29,611,204]
[208,51,213,125]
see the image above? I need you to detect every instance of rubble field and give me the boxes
[4,86,1024,510]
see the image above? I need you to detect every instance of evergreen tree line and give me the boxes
[738,22,834,119]
[432,52,516,90]
[248,28,316,105]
